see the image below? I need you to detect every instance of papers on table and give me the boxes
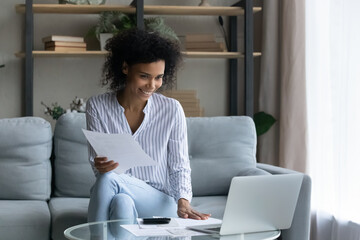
[82,129,158,174]
[137,218,180,229]
[120,217,222,237]
[173,217,222,227]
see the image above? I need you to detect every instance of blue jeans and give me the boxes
[88,173,178,223]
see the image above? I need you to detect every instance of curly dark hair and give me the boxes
[101,28,182,92]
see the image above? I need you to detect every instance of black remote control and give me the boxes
[142,217,171,224]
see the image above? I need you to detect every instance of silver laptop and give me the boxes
[188,174,303,235]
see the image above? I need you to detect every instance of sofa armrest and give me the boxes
[257,163,300,174]
[257,163,312,240]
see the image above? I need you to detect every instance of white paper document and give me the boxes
[174,217,222,227]
[120,217,222,237]
[82,129,158,174]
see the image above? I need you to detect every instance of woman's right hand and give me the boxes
[94,156,119,174]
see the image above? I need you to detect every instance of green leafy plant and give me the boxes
[41,97,86,120]
[41,102,65,120]
[87,12,135,40]
[87,12,179,42]
[144,17,179,41]
[0,54,4,68]
[253,111,276,136]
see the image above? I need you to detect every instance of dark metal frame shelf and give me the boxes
[21,0,255,117]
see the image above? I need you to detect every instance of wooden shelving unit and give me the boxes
[15,4,261,59]
[16,0,259,117]
[15,51,261,59]
[15,4,261,16]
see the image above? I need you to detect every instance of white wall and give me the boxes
[0,0,262,128]
[0,0,24,118]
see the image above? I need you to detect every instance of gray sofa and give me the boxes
[0,113,311,240]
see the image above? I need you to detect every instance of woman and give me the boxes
[86,28,210,223]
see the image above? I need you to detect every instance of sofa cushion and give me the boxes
[53,114,259,198]
[192,196,228,219]
[0,117,52,200]
[0,200,50,240]
[53,113,95,197]
[49,197,89,240]
[186,116,257,196]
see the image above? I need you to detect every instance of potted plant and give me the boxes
[253,111,276,136]
[0,53,4,68]
[41,97,87,120]
[87,12,179,50]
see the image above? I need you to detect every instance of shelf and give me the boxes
[183,51,261,58]
[16,0,259,116]
[15,4,134,14]
[15,51,261,59]
[15,51,107,58]
[15,4,261,16]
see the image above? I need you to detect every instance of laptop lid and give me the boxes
[219,174,303,235]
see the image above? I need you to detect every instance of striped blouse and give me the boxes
[86,92,192,202]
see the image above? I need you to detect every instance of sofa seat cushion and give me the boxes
[0,117,52,200]
[49,197,89,240]
[0,200,50,240]
[192,196,227,219]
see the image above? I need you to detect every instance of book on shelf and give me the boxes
[183,34,227,52]
[45,41,87,48]
[162,91,200,107]
[186,48,227,52]
[42,35,84,43]
[182,106,204,112]
[185,41,223,49]
[184,108,204,117]
[45,46,87,52]
[162,90,197,97]
[179,102,200,108]
[162,90,204,117]
[185,34,215,42]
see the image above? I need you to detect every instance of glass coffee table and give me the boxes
[64,219,280,240]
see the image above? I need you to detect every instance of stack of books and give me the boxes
[162,90,204,117]
[42,35,86,52]
[184,34,226,52]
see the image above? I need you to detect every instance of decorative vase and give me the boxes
[99,33,113,51]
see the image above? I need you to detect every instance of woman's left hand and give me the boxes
[177,198,211,220]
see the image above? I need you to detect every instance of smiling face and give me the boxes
[122,60,165,103]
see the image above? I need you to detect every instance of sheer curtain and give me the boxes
[306,0,360,239]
